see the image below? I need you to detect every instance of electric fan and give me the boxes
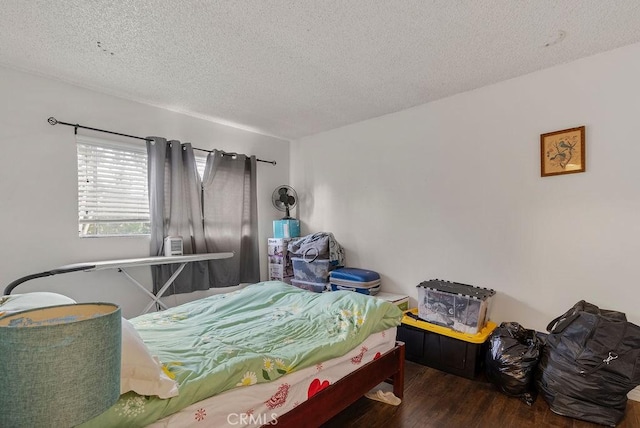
[272,185,298,219]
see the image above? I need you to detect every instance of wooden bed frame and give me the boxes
[271,341,405,427]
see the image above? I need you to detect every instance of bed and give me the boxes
[59,280,406,427]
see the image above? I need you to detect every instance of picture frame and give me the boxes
[540,126,585,177]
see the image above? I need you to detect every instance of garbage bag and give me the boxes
[535,300,640,427]
[485,322,543,405]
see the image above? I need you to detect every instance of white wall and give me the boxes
[0,66,290,318]
[291,42,640,333]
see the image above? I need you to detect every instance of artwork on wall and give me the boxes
[540,126,585,177]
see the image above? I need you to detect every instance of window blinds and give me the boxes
[77,136,150,236]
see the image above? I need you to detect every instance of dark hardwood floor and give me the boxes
[322,361,640,428]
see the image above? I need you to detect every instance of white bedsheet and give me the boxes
[150,327,397,427]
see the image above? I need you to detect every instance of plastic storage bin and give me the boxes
[329,267,381,295]
[291,278,328,293]
[397,308,497,379]
[417,279,495,334]
[291,258,334,283]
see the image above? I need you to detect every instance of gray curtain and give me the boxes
[147,137,209,294]
[202,150,260,286]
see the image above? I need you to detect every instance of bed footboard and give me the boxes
[271,341,405,427]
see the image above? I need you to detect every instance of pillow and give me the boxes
[0,292,76,315]
[120,318,179,399]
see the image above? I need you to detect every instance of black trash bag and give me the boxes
[485,322,543,405]
[535,300,640,427]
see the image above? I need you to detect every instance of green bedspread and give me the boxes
[82,281,402,427]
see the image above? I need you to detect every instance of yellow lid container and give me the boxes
[401,308,497,344]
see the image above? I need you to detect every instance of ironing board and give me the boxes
[3,253,234,313]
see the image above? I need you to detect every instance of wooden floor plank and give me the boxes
[321,361,640,428]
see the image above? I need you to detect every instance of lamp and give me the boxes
[0,303,121,428]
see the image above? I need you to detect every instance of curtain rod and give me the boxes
[47,117,276,165]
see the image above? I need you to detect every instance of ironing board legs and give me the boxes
[138,262,188,314]
[119,263,188,314]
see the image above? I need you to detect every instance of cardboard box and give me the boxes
[269,263,293,280]
[273,219,300,238]
[268,238,294,280]
[268,237,293,256]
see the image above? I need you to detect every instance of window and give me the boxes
[77,136,209,237]
[77,136,150,237]
[195,155,207,181]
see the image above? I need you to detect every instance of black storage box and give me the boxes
[397,309,496,379]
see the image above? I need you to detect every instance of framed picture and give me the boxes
[540,126,585,177]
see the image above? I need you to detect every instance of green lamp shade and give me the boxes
[0,303,121,428]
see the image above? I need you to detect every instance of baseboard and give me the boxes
[628,386,640,402]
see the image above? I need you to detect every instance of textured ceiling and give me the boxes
[2,1,640,140]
